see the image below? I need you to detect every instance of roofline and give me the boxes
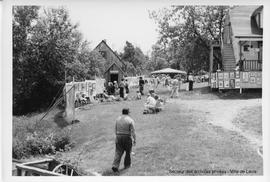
[104,62,126,74]
[235,35,263,38]
[252,5,263,17]
[95,40,125,66]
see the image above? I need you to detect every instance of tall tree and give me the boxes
[149,6,228,73]
[13,6,40,114]
[121,41,147,76]
[12,6,105,115]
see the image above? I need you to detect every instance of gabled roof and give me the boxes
[229,6,263,38]
[94,40,125,66]
[104,62,125,74]
[252,5,263,17]
[151,68,187,75]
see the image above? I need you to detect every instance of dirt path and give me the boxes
[172,98,262,149]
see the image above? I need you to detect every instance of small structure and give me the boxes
[209,6,263,92]
[104,62,125,85]
[94,40,126,84]
[151,68,187,78]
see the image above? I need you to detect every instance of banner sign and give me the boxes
[240,71,262,88]
[211,71,262,89]
[224,72,229,80]
[235,79,240,88]
[65,78,105,101]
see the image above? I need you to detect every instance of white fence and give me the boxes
[65,78,105,121]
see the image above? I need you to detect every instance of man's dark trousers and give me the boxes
[189,81,193,91]
[120,87,124,98]
[139,86,144,95]
[112,135,132,169]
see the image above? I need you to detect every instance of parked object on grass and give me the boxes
[15,158,83,176]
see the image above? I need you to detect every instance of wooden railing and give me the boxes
[242,60,262,71]
[15,159,64,176]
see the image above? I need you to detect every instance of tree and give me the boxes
[149,43,169,70]
[12,6,104,115]
[149,6,229,73]
[12,6,40,114]
[121,41,148,76]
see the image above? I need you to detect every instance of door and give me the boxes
[110,73,119,83]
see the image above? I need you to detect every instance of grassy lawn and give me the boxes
[12,83,263,176]
[58,84,263,176]
[233,106,262,137]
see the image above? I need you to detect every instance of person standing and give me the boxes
[178,76,182,93]
[153,76,158,89]
[111,82,116,95]
[156,76,160,89]
[119,79,125,98]
[114,81,119,95]
[112,108,136,172]
[188,73,194,91]
[170,77,179,98]
[165,75,169,88]
[161,75,166,87]
[149,78,155,93]
[139,77,145,95]
[125,79,129,94]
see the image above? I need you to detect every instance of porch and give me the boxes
[241,59,262,71]
[238,39,262,71]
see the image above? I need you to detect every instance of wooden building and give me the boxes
[222,5,263,71]
[94,40,126,84]
[209,6,263,92]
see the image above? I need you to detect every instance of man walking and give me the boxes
[112,108,136,172]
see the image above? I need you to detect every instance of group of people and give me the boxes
[103,79,130,101]
[106,79,129,97]
[143,90,165,114]
[148,74,182,98]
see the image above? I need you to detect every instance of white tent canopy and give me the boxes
[151,68,187,75]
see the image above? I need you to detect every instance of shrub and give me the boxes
[12,116,74,159]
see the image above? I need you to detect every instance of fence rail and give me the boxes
[242,60,262,71]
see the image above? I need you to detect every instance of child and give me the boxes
[136,90,142,100]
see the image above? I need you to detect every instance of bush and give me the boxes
[12,115,74,159]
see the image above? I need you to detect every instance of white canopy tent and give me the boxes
[151,68,187,75]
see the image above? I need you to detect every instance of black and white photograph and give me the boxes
[1,0,270,180]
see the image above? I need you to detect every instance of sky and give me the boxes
[65,2,168,55]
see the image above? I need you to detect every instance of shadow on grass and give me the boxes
[53,110,70,128]
[211,88,262,100]
[102,167,130,176]
[180,85,261,100]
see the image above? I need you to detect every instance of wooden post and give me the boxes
[21,170,26,176]
[65,83,75,123]
[210,45,213,73]
[17,168,22,176]
[209,45,213,88]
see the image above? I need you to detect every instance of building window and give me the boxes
[99,51,107,59]
[243,45,249,52]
